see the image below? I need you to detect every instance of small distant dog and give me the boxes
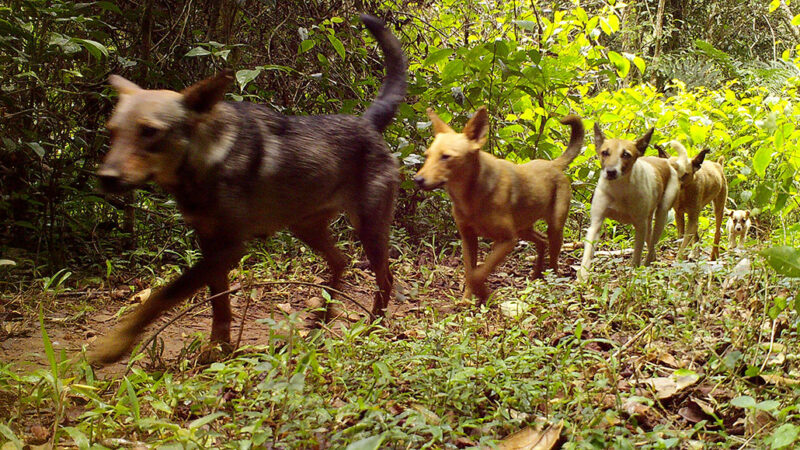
[578,127,685,281]
[414,107,584,304]
[727,209,751,250]
[89,14,406,364]
[656,143,727,259]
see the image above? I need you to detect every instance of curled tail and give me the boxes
[668,140,690,177]
[553,114,585,168]
[360,14,407,133]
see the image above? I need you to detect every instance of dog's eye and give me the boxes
[601,150,610,157]
[139,125,160,139]
[440,154,451,161]
[622,151,631,159]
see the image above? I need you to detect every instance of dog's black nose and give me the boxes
[413,176,426,188]
[97,168,124,193]
[605,169,618,180]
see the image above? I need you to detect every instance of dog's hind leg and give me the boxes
[469,239,516,305]
[89,239,245,364]
[457,222,479,299]
[519,228,547,278]
[291,215,348,321]
[352,182,396,317]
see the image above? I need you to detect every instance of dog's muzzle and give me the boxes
[413,176,444,191]
[735,225,742,232]
[96,168,134,194]
[604,169,619,180]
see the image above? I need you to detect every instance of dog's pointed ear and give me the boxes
[693,148,710,170]
[635,128,654,153]
[593,123,605,151]
[427,108,454,135]
[745,209,750,219]
[182,70,234,114]
[655,143,669,159]
[109,75,142,95]
[729,210,734,217]
[463,106,489,146]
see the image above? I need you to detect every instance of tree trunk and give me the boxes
[650,0,666,85]
[778,1,800,45]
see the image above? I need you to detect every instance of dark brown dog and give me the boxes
[90,14,406,364]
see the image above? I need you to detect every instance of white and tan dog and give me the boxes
[578,126,686,281]
[727,209,751,250]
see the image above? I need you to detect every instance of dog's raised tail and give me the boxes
[554,115,585,168]
[669,140,690,177]
[360,14,407,133]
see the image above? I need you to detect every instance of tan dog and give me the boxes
[414,107,584,304]
[657,143,727,259]
[727,209,751,250]
[578,127,685,281]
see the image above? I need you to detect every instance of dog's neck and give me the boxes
[444,151,485,209]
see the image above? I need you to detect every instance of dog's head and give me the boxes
[729,209,750,232]
[98,71,234,193]
[593,123,653,181]
[414,107,489,190]
[677,148,710,185]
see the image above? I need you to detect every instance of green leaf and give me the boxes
[730,395,756,408]
[189,412,225,430]
[755,400,781,411]
[793,14,800,27]
[298,39,315,54]
[752,146,773,178]
[63,427,90,450]
[0,424,23,449]
[27,142,45,158]
[771,424,799,449]
[39,308,57,377]
[327,34,345,60]
[761,246,800,278]
[424,48,453,66]
[345,434,385,450]
[632,56,646,74]
[124,376,140,422]
[75,39,109,60]
[235,69,261,91]
[185,46,211,57]
[607,51,630,78]
[0,259,16,267]
[769,0,780,13]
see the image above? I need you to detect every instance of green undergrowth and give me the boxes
[1,245,799,449]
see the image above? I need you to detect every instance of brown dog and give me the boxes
[657,143,727,259]
[90,14,406,364]
[414,107,584,304]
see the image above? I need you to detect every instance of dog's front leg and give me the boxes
[457,222,479,300]
[632,220,648,267]
[469,239,516,305]
[89,240,244,364]
[578,210,605,282]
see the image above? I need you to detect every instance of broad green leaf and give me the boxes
[63,427,90,450]
[124,377,140,421]
[75,39,108,59]
[327,34,345,60]
[607,51,630,78]
[731,135,754,148]
[424,48,453,66]
[755,400,781,411]
[633,56,646,74]
[26,142,44,158]
[235,69,261,91]
[730,395,756,408]
[793,14,800,27]
[299,39,315,54]
[345,434,385,450]
[761,246,800,278]
[0,259,16,267]
[752,146,773,177]
[185,46,211,57]
[771,423,799,449]
[769,0,780,13]
[0,424,22,449]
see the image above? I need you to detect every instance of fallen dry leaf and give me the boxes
[29,424,49,444]
[641,370,700,400]
[131,288,151,304]
[276,303,293,314]
[498,421,563,450]
[759,374,800,386]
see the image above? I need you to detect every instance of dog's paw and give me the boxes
[197,341,234,365]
